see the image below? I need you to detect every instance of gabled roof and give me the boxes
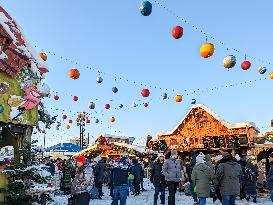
[157,104,259,136]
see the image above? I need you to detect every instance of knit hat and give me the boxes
[235,154,241,161]
[158,153,164,158]
[171,150,178,156]
[123,152,129,158]
[95,156,102,162]
[76,156,87,164]
[196,153,205,164]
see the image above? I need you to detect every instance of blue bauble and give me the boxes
[112,87,118,93]
[119,104,123,108]
[162,93,167,100]
[95,119,99,123]
[140,1,152,16]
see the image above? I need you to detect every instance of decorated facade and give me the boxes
[157,104,260,152]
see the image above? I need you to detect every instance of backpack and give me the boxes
[90,186,99,200]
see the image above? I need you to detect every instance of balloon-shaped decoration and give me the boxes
[191,99,196,104]
[95,119,99,123]
[62,115,67,120]
[140,1,152,16]
[73,96,78,101]
[223,55,236,69]
[97,76,103,83]
[119,104,123,108]
[112,87,118,93]
[69,120,72,124]
[269,72,273,79]
[86,119,91,124]
[88,102,95,109]
[53,95,59,100]
[57,122,61,126]
[144,102,149,107]
[105,104,110,109]
[200,43,214,58]
[0,104,4,113]
[172,26,183,39]
[258,66,267,74]
[241,61,251,71]
[69,68,80,80]
[141,88,150,97]
[38,52,47,61]
[66,124,70,129]
[174,94,183,103]
[110,117,116,123]
[162,93,167,100]
[56,125,59,130]
[132,102,137,107]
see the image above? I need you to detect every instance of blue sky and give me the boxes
[2,0,273,147]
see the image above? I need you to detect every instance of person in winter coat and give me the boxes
[162,150,182,205]
[130,158,142,195]
[257,158,266,192]
[94,156,105,199]
[71,156,93,205]
[110,157,130,205]
[214,153,242,205]
[191,153,212,205]
[238,156,248,200]
[188,151,199,205]
[266,152,273,202]
[150,153,167,205]
[61,159,73,194]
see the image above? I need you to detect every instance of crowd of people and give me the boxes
[43,150,273,205]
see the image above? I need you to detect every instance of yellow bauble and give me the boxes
[66,124,70,129]
[174,94,183,102]
[110,117,115,123]
[269,72,273,79]
[38,52,47,61]
[200,43,214,58]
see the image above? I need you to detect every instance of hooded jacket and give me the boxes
[150,159,167,187]
[162,158,182,182]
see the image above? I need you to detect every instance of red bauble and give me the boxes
[86,119,91,123]
[144,102,149,107]
[241,61,251,70]
[62,115,67,120]
[73,96,78,101]
[172,26,183,39]
[105,104,110,109]
[54,95,59,100]
[141,88,150,97]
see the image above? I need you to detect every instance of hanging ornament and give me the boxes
[88,102,95,109]
[86,119,91,124]
[66,124,70,129]
[0,104,4,113]
[95,119,99,123]
[191,99,196,104]
[69,68,80,79]
[112,87,118,93]
[144,102,149,107]
[162,93,167,100]
[223,55,236,69]
[69,120,72,124]
[119,104,123,108]
[141,88,150,97]
[241,61,251,71]
[62,115,67,120]
[97,76,103,83]
[38,52,47,61]
[200,43,215,58]
[172,26,183,39]
[132,102,137,107]
[174,94,183,102]
[140,1,152,16]
[110,117,116,123]
[269,72,273,79]
[105,104,110,109]
[53,95,59,100]
[73,96,78,101]
[258,66,267,74]
[56,125,59,130]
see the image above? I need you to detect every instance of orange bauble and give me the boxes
[38,52,47,61]
[69,68,80,80]
[200,43,214,58]
[269,72,273,79]
[66,124,70,129]
[110,117,115,123]
[174,94,183,102]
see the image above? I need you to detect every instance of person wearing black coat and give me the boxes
[238,156,248,200]
[188,152,199,204]
[243,158,257,203]
[150,154,167,205]
[94,156,106,199]
[130,159,142,195]
[266,153,273,202]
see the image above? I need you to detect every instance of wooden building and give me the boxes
[157,104,260,152]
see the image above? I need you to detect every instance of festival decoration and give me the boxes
[95,119,99,123]
[141,88,150,97]
[241,61,251,71]
[38,52,47,61]
[140,1,152,16]
[162,93,167,100]
[20,87,41,110]
[69,120,72,124]
[105,104,110,109]
[69,68,80,80]
[110,117,116,123]
[144,102,149,107]
[132,102,137,107]
[86,119,90,124]
[0,104,4,113]
[119,104,123,108]
[97,76,103,83]
[73,96,78,101]
[223,55,236,69]
[191,99,196,104]
[66,124,70,129]
[53,95,59,100]
[172,26,183,39]
[112,86,118,93]
[200,43,214,58]
[56,124,59,130]
[269,72,273,79]
[0,82,9,94]
[258,66,267,74]
[62,115,67,120]
[88,102,95,109]
[174,94,183,102]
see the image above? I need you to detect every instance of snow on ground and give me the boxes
[52,179,273,205]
